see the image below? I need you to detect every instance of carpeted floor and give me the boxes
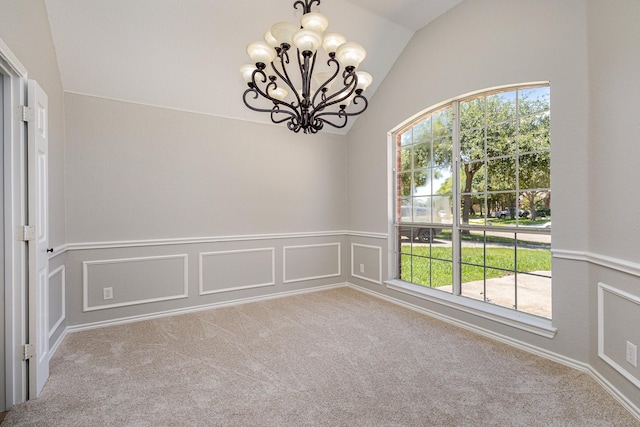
[2,287,638,426]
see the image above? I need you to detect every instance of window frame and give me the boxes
[387,83,555,337]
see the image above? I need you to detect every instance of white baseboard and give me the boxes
[48,328,68,362]
[346,282,640,422]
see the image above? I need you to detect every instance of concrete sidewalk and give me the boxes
[439,270,551,318]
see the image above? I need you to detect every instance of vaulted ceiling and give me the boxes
[44,0,462,134]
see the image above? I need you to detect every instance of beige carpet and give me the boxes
[2,287,638,426]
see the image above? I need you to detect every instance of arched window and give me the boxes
[392,84,551,319]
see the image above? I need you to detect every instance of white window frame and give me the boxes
[386,83,556,338]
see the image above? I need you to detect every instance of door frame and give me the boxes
[0,38,30,409]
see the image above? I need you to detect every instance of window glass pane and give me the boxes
[461,230,485,265]
[519,112,550,152]
[414,227,436,243]
[459,162,484,194]
[486,120,516,157]
[485,268,516,310]
[489,192,518,220]
[487,91,516,123]
[398,197,411,221]
[461,194,487,225]
[413,196,431,222]
[433,166,452,192]
[413,142,431,169]
[411,255,431,287]
[400,130,412,146]
[432,108,453,139]
[399,253,412,281]
[461,265,485,302]
[413,117,431,144]
[399,146,412,172]
[398,173,411,197]
[516,233,551,273]
[432,195,453,225]
[522,191,551,222]
[413,170,429,194]
[516,273,551,319]
[460,96,485,131]
[460,128,484,163]
[485,231,515,271]
[518,87,550,116]
[487,158,515,191]
[400,226,419,246]
[398,228,413,252]
[433,136,452,167]
[519,152,550,190]
[432,230,452,260]
[431,260,453,289]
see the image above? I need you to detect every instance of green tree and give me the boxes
[460,93,516,224]
[460,88,550,222]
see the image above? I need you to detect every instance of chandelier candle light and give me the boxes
[240,0,373,134]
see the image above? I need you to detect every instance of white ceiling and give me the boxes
[44,0,462,134]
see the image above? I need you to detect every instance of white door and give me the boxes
[27,79,49,398]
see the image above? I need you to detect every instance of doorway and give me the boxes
[0,39,30,410]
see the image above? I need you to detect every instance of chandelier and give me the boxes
[240,0,373,134]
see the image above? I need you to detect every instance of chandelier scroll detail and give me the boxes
[240,0,373,134]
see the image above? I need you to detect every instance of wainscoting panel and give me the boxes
[83,254,188,311]
[48,265,66,337]
[598,282,640,388]
[199,248,275,295]
[351,243,382,285]
[283,243,341,283]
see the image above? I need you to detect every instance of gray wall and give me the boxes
[586,0,640,404]
[346,0,639,411]
[65,94,347,242]
[63,94,349,326]
[0,0,66,247]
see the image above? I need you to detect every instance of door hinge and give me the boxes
[23,343,36,361]
[16,225,35,241]
[20,105,35,123]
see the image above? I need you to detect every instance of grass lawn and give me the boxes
[470,217,550,227]
[437,229,549,247]
[401,245,551,287]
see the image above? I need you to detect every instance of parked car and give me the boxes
[399,226,442,242]
[494,208,529,219]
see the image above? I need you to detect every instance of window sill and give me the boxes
[385,279,557,338]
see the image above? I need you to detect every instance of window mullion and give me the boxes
[452,101,461,296]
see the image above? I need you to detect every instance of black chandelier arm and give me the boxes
[270,105,300,124]
[293,0,321,14]
[248,79,280,108]
[314,95,369,128]
[299,50,318,103]
[247,69,299,115]
[310,80,356,116]
[311,69,358,114]
[339,94,368,116]
[310,57,340,108]
[314,112,349,129]
[242,88,299,124]
[242,88,280,114]
[271,51,303,108]
[287,117,304,133]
